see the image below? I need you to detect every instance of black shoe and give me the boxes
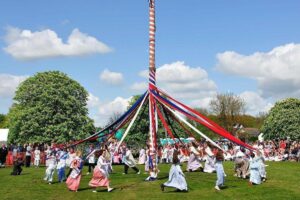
[160,184,165,191]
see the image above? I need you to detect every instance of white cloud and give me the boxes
[0,74,28,98]
[3,27,112,60]
[87,93,101,108]
[87,93,132,127]
[98,96,131,117]
[216,43,300,98]
[239,91,273,115]
[130,82,147,92]
[136,61,217,100]
[100,69,123,85]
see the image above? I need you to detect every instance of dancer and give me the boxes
[249,152,261,185]
[138,148,146,164]
[89,150,114,192]
[66,151,83,192]
[66,148,76,177]
[215,149,225,191]
[256,151,267,182]
[34,147,41,168]
[57,148,68,183]
[44,152,57,184]
[203,142,216,173]
[234,150,250,179]
[161,150,188,192]
[187,142,203,172]
[103,145,113,173]
[123,147,140,174]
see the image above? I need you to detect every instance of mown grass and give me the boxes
[0,161,299,200]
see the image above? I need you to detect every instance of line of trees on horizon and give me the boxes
[0,71,299,146]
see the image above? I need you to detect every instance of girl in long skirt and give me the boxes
[203,142,216,173]
[66,151,83,192]
[89,150,114,192]
[44,152,57,184]
[187,142,203,172]
[161,150,188,192]
[249,152,262,185]
[256,151,267,182]
[215,149,225,191]
[138,148,146,164]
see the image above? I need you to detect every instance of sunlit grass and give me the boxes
[0,161,299,200]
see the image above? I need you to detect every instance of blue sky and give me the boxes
[1,0,300,126]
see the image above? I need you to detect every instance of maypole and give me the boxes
[148,0,158,179]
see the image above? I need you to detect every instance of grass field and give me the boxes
[0,162,299,200]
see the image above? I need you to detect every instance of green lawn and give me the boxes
[0,162,299,200]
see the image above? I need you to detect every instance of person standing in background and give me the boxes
[25,144,32,167]
[86,144,96,175]
[34,147,41,168]
[0,144,8,167]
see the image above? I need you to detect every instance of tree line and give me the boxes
[0,71,299,146]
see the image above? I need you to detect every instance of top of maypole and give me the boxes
[148,0,156,89]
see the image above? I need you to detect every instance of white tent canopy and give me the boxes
[0,129,9,143]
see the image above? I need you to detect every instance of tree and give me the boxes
[122,95,185,149]
[7,71,95,144]
[261,98,300,140]
[210,93,246,132]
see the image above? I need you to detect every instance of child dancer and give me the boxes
[249,152,262,185]
[187,142,203,172]
[203,142,216,173]
[57,149,68,183]
[123,147,140,174]
[161,150,187,192]
[89,150,114,192]
[66,151,83,192]
[44,152,57,184]
[34,147,41,168]
[215,149,225,191]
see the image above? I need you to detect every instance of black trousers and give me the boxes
[124,164,139,174]
[25,156,31,167]
[88,163,95,173]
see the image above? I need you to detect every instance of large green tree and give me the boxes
[261,98,300,140]
[7,71,95,144]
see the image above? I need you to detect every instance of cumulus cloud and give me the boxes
[3,27,112,60]
[0,74,28,98]
[130,82,147,92]
[87,93,101,108]
[100,69,123,85]
[216,43,300,98]
[87,93,131,127]
[239,91,273,115]
[136,61,217,100]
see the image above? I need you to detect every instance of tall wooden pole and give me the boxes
[148,0,158,178]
